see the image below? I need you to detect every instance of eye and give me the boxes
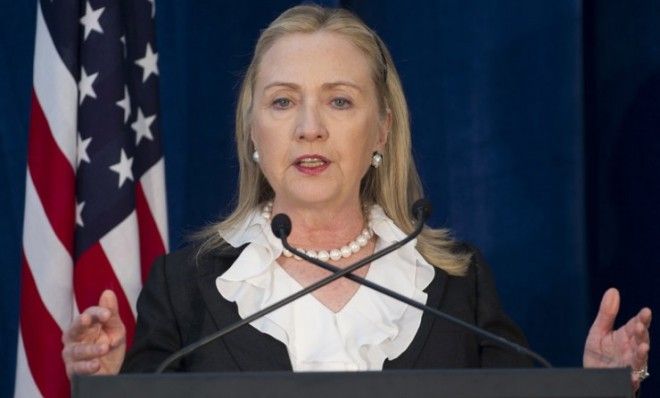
[331,97,352,109]
[272,98,292,109]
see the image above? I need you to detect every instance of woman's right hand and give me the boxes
[61,289,127,378]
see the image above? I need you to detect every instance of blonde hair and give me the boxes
[197,5,470,275]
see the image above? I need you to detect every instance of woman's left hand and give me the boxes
[583,288,652,391]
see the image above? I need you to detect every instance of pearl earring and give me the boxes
[371,152,383,168]
[252,150,260,163]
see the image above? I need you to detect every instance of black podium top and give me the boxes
[73,368,632,398]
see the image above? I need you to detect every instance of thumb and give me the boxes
[590,287,620,334]
[98,289,126,347]
[98,289,120,316]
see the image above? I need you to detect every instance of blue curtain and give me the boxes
[0,1,35,395]
[1,0,657,395]
[583,2,659,395]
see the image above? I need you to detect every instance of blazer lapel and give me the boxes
[195,246,292,371]
[383,267,448,369]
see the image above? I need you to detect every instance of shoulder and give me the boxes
[426,241,501,315]
[426,241,482,307]
[439,241,491,281]
[147,242,248,284]
[162,241,246,265]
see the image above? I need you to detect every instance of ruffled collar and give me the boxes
[216,205,435,371]
[218,207,283,283]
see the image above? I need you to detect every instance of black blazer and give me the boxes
[122,243,532,373]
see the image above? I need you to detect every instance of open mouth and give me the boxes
[296,157,327,167]
[294,155,330,174]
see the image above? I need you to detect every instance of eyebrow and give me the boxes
[262,81,363,92]
[263,81,300,91]
[322,81,362,91]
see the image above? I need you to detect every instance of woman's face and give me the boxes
[251,31,389,211]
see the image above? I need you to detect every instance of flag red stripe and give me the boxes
[27,90,75,255]
[136,182,166,283]
[19,252,69,398]
[74,243,137,348]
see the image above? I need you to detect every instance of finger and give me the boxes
[63,343,99,362]
[69,359,101,376]
[634,342,650,363]
[628,323,650,372]
[627,308,652,332]
[636,319,650,342]
[66,342,110,361]
[631,351,649,392]
[589,288,620,334]
[625,310,650,345]
[65,291,121,341]
[64,307,112,341]
[638,307,652,328]
[623,314,643,337]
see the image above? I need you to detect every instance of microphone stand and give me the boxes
[280,236,552,368]
[155,207,427,373]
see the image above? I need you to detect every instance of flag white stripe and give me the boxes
[139,158,169,250]
[99,211,142,317]
[22,171,74,330]
[14,331,43,398]
[33,4,77,168]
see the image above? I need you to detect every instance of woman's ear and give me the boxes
[249,127,257,151]
[377,108,392,149]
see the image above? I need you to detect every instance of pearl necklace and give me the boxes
[261,201,374,262]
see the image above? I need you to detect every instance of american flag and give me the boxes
[15,0,168,396]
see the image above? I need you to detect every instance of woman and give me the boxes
[62,4,651,389]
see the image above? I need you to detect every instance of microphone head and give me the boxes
[271,213,292,239]
[412,199,432,221]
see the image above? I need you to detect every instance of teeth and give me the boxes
[298,157,326,167]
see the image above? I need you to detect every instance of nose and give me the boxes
[295,101,328,141]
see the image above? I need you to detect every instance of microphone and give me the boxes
[411,198,432,221]
[273,200,552,368]
[155,201,429,373]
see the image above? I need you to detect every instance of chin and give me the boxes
[281,179,339,203]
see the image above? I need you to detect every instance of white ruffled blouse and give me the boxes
[216,205,435,371]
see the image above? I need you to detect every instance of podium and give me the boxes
[73,368,632,398]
